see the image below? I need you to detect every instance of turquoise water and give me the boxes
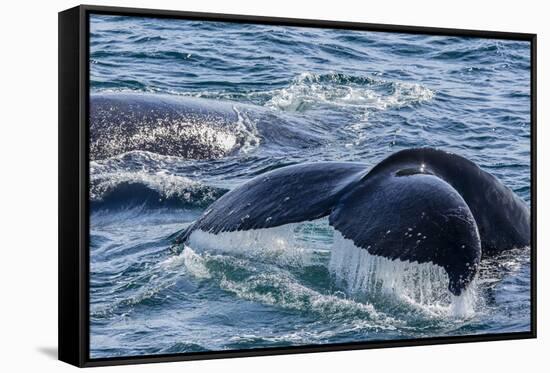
[88,15,531,358]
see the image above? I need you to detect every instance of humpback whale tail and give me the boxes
[178,148,530,296]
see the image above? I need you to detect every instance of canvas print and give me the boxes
[89,14,532,358]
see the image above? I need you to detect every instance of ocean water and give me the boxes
[88,15,532,358]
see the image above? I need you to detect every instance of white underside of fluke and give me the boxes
[187,222,330,267]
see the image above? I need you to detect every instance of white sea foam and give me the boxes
[329,231,476,318]
[265,72,434,113]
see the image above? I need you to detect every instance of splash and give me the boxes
[172,245,394,325]
[329,232,476,318]
[90,116,243,160]
[186,221,476,318]
[132,119,238,153]
[161,245,211,279]
[90,93,261,160]
[233,106,261,153]
[266,72,434,113]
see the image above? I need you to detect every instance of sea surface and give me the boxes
[89,15,532,358]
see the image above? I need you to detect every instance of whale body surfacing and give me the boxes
[90,92,327,161]
[177,148,530,297]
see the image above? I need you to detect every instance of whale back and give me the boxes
[90,93,327,161]
[90,93,246,160]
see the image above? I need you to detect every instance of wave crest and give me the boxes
[90,169,226,209]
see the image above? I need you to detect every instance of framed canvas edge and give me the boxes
[58,4,538,368]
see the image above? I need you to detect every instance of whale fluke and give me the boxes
[179,162,368,240]
[178,148,530,296]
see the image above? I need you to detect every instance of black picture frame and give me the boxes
[58,4,537,368]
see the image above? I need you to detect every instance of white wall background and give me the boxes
[0,0,546,371]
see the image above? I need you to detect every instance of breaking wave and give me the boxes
[90,169,226,209]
